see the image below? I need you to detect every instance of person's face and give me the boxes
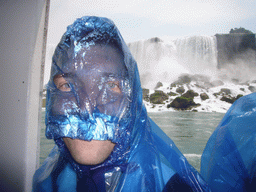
[53,44,127,165]
[52,44,127,115]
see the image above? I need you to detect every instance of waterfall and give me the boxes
[175,36,218,76]
[128,36,218,89]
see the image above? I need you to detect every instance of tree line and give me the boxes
[229,27,254,34]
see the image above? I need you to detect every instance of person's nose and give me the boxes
[75,88,96,116]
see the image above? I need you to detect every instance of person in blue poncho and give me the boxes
[201,92,256,192]
[33,16,209,192]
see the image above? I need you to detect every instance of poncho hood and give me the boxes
[201,92,256,191]
[45,16,142,167]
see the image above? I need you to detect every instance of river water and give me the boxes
[40,111,225,171]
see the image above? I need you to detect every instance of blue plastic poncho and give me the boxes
[201,92,256,191]
[33,16,209,192]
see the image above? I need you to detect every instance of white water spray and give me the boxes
[128,36,218,89]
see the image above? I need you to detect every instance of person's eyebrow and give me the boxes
[53,72,75,79]
[100,72,121,78]
[101,71,128,79]
[61,72,75,78]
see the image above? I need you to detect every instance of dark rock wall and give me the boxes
[215,34,256,68]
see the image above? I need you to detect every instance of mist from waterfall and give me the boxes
[128,35,256,89]
[128,36,219,89]
[217,48,256,83]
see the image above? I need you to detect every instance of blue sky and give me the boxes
[47,0,256,44]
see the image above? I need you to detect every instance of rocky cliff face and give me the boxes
[215,33,256,68]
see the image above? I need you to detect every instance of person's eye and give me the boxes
[58,83,71,92]
[107,81,121,93]
[54,75,71,92]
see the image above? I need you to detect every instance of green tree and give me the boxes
[229,27,253,34]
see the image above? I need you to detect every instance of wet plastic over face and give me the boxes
[44,17,137,168]
[46,44,131,145]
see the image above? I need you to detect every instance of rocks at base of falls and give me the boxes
[176,86,185,94]
[220,95,243,104]
[200,93,209,101]
[248,86,256,92]
[167,90,201,110]
[149,90,169,104]
[213,88,244,104]
[143,75,256,111]
[154,82,163,89]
